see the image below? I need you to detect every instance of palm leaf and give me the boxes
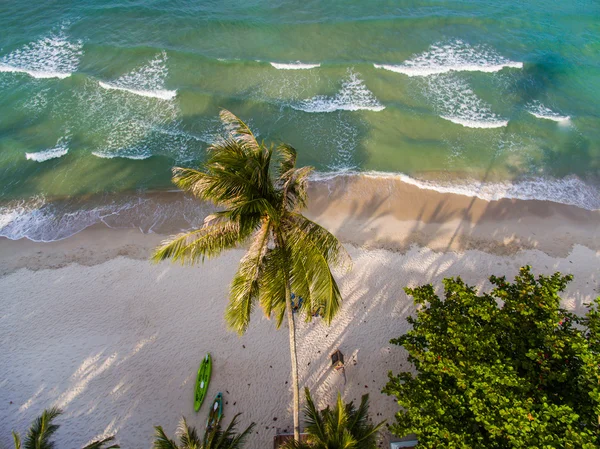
[24,407,62,449]
[225,220,272,334]
[81,435,120,449]
[219,414,255,449]
[13,432,21,449]
[177,417,201,449]
[276,143,298,178]
[152,220,249,265]
[152,426,179,449]
[278,166,313,214]
[257,247,287,327]
[219,109,261,154]
[282,216,348,324]
[302,388,327,444]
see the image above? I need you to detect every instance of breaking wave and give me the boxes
[0,30,82,79]
[421,74,508,128]
[374,40,523,77]
[270,61,321,70]
[290,71,384,113]
[527,101,570,123]
[25,139,69,162]
[97,52,176,100]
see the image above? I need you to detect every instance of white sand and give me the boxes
[1,242,598,448]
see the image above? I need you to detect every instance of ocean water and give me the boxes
[1,0,599,240]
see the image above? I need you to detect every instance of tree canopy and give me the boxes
[384,266,600,449]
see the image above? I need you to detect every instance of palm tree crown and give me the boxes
[153,414,255,449]
[12,407,119,449]
[153,109,349,331]
[283,388,385,449]
[153,110,351,440]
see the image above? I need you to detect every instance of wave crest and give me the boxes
[26,141,69,162]
[0,30,82,79]
[97,52,176,101]
[375,40,523,77]
[270,61,320,70]
[291,71,384,113]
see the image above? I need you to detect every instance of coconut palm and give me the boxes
[153,414,254,449]
[12,407,119,449]
[153,110,350,440]
[282,388,385,449]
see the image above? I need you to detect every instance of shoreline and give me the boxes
[1,174,598,275]
[1,179,599,449]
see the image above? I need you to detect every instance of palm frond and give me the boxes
[24,407,62,449]
[278,166,313,214]
[302,388,327,444]
[13,432,21,449]
[225,220,272,334]
[286,214,351,270]
[219,109,261,154]
[81,435,120,449]
[152,426,179,449]
[257,247,287,328]
[276,143,298,178]
[282,215,349,324]
[220,414,255,449]
[152,220,250,265]
[173,165,262,209]
[177,417,201,449]
[349,395,385,446]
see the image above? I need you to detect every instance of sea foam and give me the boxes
[98,51,176,100]
[270,61,321,70]
[527,101,570,123]
[98,82,176,100]
[25,141,69,162]
[310,171,600,212]
[291,71,384,113]
[422,74,508,128]
[374,40,523,77]
[0,30,82,79]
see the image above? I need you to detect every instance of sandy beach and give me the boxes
[1,176,599,448]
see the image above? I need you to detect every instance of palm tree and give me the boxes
[153,414,255,449]
[282,388,385,449]
[12,407,119,449]
[153,110,350,440]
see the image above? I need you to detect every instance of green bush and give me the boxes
[384,266,600,448]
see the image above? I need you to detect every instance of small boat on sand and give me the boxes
[194,353,212,412]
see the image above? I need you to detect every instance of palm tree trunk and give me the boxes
[277,232,301,442]
[284,273,301,441]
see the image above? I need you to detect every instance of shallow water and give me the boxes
[1,0,599,239]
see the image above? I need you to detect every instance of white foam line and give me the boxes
[529,112,570,123]
[26,146,69,162]
[270,61,321,70]
[374,62,523,77]
[308,171,600,211]
[440,115,509,129]
[98,81,176,100]
[91,151,152,160]
[291,102,386,113]
[0,64,71,79]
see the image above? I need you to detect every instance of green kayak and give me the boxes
[206,392,223,429]
[194,353,212,412]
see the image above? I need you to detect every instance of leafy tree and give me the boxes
[153,413,254,449]
[384,266,600,448]
[283,387,384,449]
[153,110,350,440]
[12,407,119,449]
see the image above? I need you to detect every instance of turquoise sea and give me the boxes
[1,0,599,240]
